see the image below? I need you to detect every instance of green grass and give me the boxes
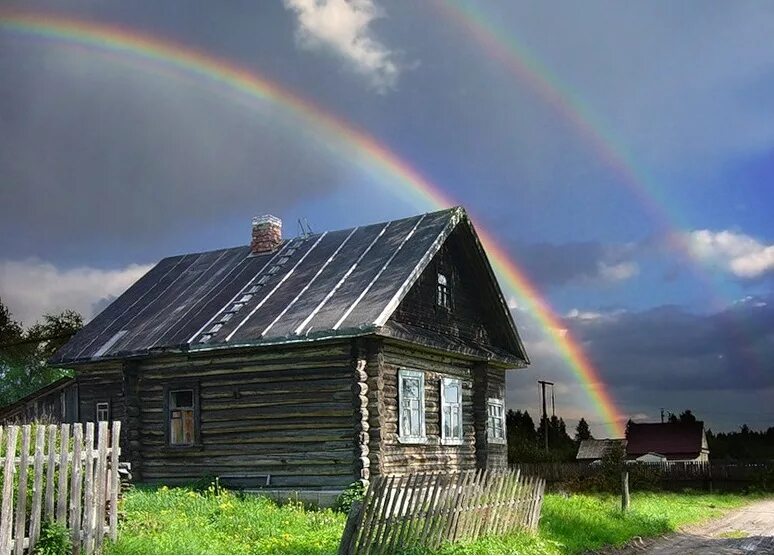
[106,486,763,555]
[439,492,760,554]
[105,485,345,554]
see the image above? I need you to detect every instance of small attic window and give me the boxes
[436,273,451,310]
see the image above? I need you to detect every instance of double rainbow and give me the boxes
[0,10,625,436]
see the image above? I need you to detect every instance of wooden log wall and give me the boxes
[131,343,356,489]
[376,341,477,475]
[76,363,125,430]
[473,362,507,470]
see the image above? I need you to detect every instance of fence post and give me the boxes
[338,500,364,555]
[621,470,630,512]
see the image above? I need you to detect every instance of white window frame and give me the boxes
[487,398,506,444]
[436,272,451,309]
[95,401,110,422]
[440,377,463,445]
[398,369,426,444]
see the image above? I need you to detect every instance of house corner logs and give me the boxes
[122,362,143,481]
[473,361,489,470]
[351,339,370,484]
[365,338,384,478]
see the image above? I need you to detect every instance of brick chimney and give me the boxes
[250,215,282,254]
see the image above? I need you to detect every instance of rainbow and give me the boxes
[437,1,768,391]
[0,10,626,436]
[438,1,689,247]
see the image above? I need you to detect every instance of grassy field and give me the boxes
[440,491,758,554]
[106,485,760,554]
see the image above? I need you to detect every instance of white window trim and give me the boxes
[95,401,110,422]
[440,377,464,445]
[398,369,426,444]
[487,397,506,444]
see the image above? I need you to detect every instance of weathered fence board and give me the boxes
[0,421,122,555]
[340,470,546,554]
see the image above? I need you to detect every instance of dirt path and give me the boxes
[623,498,774,554]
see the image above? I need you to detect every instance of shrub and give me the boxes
[333,481,366,514]
[34,520,72,555]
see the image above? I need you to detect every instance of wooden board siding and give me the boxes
[129,344,356,489]
[375,341,478,475]
[389,225,511,351]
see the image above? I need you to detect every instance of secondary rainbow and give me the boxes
[0,11,626,436]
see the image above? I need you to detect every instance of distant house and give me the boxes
[43,207,529,492]
[626,422,709,463]
[576,438,626,463]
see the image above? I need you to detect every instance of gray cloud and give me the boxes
[510,240,638,288]
[0,40,344,260]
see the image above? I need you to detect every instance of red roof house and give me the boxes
[626,422,709,463]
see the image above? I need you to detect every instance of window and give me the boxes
[441,378,463,444]
[96,401,110,422]
[168,389,197,446]
[487,398,505,443]
[398,370,426,443]
[436,273,451,309]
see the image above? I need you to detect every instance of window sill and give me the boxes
[441,438,465,446]
[488,438,507,445]
[165,443,204,452]
[398,436,427,445]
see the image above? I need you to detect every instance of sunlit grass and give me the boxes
[105,485,345,554]
[438,491,760,554]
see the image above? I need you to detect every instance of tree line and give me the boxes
[508,406,774,463]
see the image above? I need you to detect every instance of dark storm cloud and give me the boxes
[0,41,344,260]
[567,296,774,392]
[510,241,638,287]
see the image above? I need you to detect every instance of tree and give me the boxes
[0,300,82,407]
[667,412,678,424]
[678,410,697,424]
[575,417,592,441]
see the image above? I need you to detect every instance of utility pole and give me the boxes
[538,380,554,452]
[551,384,556,417]
[661,408,665,424]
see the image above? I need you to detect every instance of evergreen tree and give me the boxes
[575,417,592,441]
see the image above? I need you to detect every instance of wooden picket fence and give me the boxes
[0,422,122,555]
[339,469,545,554]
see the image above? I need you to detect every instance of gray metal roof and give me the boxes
[576,438,626,460]
[51,207,526,365]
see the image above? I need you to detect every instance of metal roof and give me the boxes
[576,438,626,460]
[51,207,527,365]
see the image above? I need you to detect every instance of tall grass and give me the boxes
[106,485,344,555]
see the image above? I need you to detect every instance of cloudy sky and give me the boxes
[1,0,773,435]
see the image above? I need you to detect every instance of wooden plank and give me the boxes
[0,425,18,555]
[95,422,109,549]
[70,424,83,551]
[499,470,520,536]
[337,500,363,555]
[385,473,417,554]
[372,474,406,554]
[356,475,387,554]
[367,474,398,555]
[29,426,46,550]
[56,423,71,523]
[393,472,429,551]
[429,472,461,550]
[353,476,382,554]
[82,423,95,555]
[44,425,57,521]
[446,469,474,543]
[416,473,443,549]
[13,425,31,555]
[109,421,121,542]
